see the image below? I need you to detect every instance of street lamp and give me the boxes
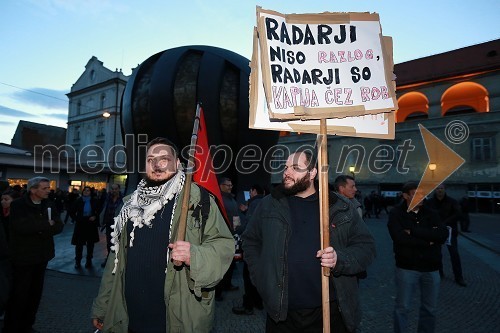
[102,111,117,182]
[428,163,437,177]
[349,165,355,178]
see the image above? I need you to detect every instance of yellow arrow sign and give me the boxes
[408,124,465,211]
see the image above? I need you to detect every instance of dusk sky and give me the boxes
[0,0,498,144]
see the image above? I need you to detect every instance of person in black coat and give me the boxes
[387,181,449,333]
[0,189,21,315]
[71,186,100,268]
[0,215,9,316]
[459,195,471,232]
[427,184,467,287]
[64,188,79,224]
[3,177,63,333]
[232,184,265,315]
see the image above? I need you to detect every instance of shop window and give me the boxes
[7,178,56,190]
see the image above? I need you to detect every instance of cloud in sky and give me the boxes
[0,105,37,118]
[44,113,68,121]
[0,104,67,123]
[0,120,16,126]
[12,87,69,110]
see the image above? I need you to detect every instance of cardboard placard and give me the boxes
[250,26,395,139]
[253,7,397,121]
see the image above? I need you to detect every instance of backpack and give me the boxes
[191,185,211,239]
[190,185,233,248]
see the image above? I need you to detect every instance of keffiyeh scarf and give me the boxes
[110,171,185,273]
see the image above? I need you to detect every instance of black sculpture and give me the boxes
[120,45,279,197]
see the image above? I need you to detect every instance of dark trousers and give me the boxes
[75,241,95,262]
[460,214,470,232]
[0,259,12,314]
[63,210,74,224]
[441,227,463,279]
[215,261,236,297]
[3,262,48,333]
[242,261,262,309]
[265,301,351,333]
[446,231,463,279]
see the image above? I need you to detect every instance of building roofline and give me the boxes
[67,77,128,98]
[395,39,500,86]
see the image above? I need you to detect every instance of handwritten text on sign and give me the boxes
[258,11,395,117]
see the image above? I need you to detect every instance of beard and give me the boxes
[144,171,175,187]
[281,173,311,196]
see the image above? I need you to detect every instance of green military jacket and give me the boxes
[91,183,234,332]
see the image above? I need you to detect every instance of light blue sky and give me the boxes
[0,0,498,144]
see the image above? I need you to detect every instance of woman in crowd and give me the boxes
[71,187,100,268]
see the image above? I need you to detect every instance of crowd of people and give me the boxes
[0,178,127,332]
[0,138,474,333]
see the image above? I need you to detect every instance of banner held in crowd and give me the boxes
[254,7,397,121]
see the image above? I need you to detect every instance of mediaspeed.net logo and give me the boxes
[32,121,467,204]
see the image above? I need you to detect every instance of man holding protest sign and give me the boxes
[242,148,376,332]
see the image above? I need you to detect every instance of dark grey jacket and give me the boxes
[242,187,376,332]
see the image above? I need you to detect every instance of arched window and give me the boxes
[441,82,489,116]
[396,92,429,122]
[76,100,82,115]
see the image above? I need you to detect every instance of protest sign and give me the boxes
[253,7,397,121]
[249,27,395,139]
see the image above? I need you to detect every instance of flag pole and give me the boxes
[317,118,331,332]
[173,103,202,266]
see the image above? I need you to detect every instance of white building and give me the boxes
[65,56,129,189]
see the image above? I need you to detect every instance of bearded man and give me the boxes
[242,148,376,333]
[91,137,234,333]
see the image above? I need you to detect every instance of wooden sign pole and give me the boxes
[317,118,331,333]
